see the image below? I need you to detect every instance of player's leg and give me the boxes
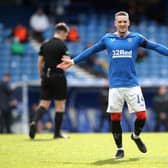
[29,100,50,139]
[134,111,147,137]
[53,75,68,139]
[5,110,12,133]
[0,111,4,133]
[154,118,160,132]
[107,88,125,159]
[125,86,147,153]
[131,111,147,153]
[111,113,124,159]
[29,76,52,139]
[53,100,68,138]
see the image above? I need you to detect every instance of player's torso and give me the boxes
[42,38,66,74]
[103,33,141,87]
[104,33,139,61]
[42,38,66,66]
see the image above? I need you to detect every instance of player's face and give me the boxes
[114,15,130,35]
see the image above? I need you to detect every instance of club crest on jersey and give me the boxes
[127,38,132,42]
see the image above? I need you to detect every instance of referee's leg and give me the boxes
[29,100,50,139]
[53,100,68,139]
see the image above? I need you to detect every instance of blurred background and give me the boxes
[1,0,168,134]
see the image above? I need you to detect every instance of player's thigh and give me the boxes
[52,76,67,100]
[54,100,66,112]
[107,88,124,113]
[125,86,146,113]
[40,77,53,100]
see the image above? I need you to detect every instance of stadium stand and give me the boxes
[1,1,168,133]
[1,11,168,86]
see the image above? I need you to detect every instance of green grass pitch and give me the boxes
[0,133,168,168]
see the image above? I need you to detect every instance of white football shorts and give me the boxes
[106,86,146,113]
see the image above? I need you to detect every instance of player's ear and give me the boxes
[128,20,130,26]
[114,20,117,27]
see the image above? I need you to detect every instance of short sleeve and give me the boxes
[62,44,71,56]
[38,45,44,56]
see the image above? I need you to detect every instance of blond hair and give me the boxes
[115,11,129,20]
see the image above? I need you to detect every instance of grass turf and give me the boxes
[0,133,168,168]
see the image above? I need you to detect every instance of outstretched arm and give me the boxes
[57,40,105,70]
[73,41,105,64]
[145,40,168,56]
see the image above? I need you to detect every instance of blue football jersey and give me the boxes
[73,32,168,88]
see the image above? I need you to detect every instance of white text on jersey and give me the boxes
[112,50,132,58]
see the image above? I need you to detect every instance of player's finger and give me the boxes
[61,57,70,62]
[57,63,66,69]
[63,55,70,59]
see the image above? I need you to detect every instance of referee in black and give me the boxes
[29,22,70,139]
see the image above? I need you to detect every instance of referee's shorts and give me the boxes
[40,74,67,100]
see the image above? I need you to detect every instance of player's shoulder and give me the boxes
[128,32,145,38]
[104,33,116,37]
[102,33,117,39]
[42,37,63,47]
[41,38,50,46]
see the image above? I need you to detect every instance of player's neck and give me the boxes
[54,34,64,40]
[115,31,129,37]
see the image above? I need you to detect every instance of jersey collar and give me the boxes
[114,31,130,38]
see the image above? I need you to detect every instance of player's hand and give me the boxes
[57,56,74,70]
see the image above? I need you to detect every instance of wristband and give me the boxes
[71,59,75,64]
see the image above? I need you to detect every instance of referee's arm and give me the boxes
[38,55,44,78]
